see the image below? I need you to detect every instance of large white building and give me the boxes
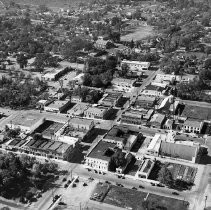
[7,113,45,134]
[183,119,204,134]
[121,60,150,72]
[44,100,71,113]
[85,140,116,172]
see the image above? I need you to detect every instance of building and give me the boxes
[6,138,73,160]
[100,92,122,107]
[84,106,110,119]
[67,102,89,117]
[103,125,140,151]
[121,60,150,72]
[94,39,111,50]
[68,117,94,131]
[44,100,71,113]
[142,84,166,97]
[111,78,135,92]
[158,96,179,114]
[37,121,64,140]
[71,96,82,103]
[155,73,181,83]
[53,118,94,144]
[135,159,155,179]
[146,133,163,156]
[7,113,45,134]
[150,113,166,128]
[121,109,153,125]
[85,140,116,172]
[183,118,204,134]
[134,95,156,109]
[42,67,69,81]
[159,141,199,163]
[163,119,174,130]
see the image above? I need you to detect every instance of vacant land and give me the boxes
[121,25,154,42]
[104,185,147,210]
[147,194,189,210]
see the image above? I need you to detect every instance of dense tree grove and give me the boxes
[83,56,117,88]
[0,153,59,202]
[0,75,47,109]
[72,87,103,104]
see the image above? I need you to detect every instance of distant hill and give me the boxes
[1,0,85,8]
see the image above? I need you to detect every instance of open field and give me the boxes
[147,194,189,210]
[103,185,147,210]
[121,25,155,42]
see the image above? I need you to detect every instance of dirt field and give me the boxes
[121,25,155,42]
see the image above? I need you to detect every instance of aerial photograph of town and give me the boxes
[0,0,211,209]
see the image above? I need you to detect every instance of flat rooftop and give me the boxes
[67,102,89,115]
[85,106,108,114]
[46,100,69,109]
[122,109,147,118]
[145,84,165,92]
[137,95,156,102]
[87,140,116,161]
[25,139,71,154]
[69,117,93,127]
[40,121,64,139]
[9,113,44,127]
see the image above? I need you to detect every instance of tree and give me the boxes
[121,63,129,77]
[204,58,211,69]
[17,54,28,69]
[158,165,173,187]
[37,4,49,13]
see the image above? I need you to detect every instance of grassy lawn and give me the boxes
[147,194,189,210]
[104,185,147,210]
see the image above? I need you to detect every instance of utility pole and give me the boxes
[205,195,208,209]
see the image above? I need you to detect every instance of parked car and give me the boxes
[172,192,179,195]
[139,185,145,189]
